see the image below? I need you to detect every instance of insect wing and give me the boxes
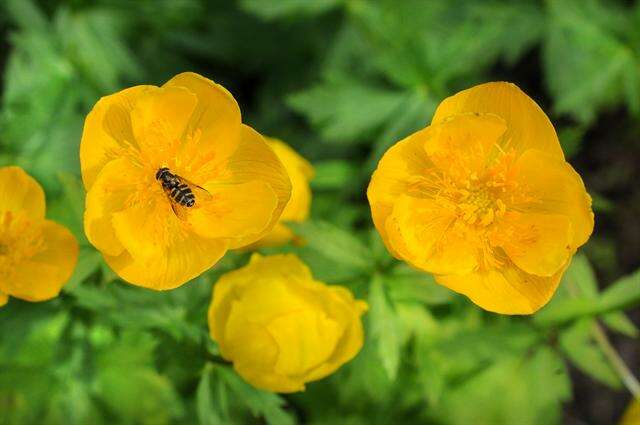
[170,199,191,221]
[179,175,213,203]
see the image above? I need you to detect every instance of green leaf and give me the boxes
[93,332,183,424]
[62,247,102,292]
[215,366,295,425]
[535,265,640,326]
[558,125,586,158]
[534,297,598,327]
[368,275,401,380]
[544,0,639,123]
[559,319,622,389]
[590,192,616,214]
[435,347,570,425]
[349,0,543,89]
[311,160,360,191]
[47,172,88,243]
[601,312,639,338]
[95,368,183,424]
[240,0,343,20]
[55,7,142,93]
[366,90,436,172]
[564,253,599,298]
[70,280,208,342]
[289,220,372,272]
[421,323,541,386]
[3,0,48,31]
[288,77,407,145]
[385,263,453,306]
[196,365,224,425]
[599,269,640,311]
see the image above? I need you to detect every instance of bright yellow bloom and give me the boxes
[0,167,78,305]
[252,138,313,247]
[368,82,594,314]
[80,72,291,290]
[208,254,367,393]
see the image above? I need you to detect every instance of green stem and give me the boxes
[591,322,640,399]
[564,279,640,399]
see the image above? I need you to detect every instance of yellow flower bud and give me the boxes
[208,254,367,393]
[253,138,314,248]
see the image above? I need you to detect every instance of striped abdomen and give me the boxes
[156,167,196,207]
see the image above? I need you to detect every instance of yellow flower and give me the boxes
[0,166,78,305]
[208,254,367,393]
[368,82,594,314]
[620,399,640,425]
[252,138,314,247]
[80,72,291,290]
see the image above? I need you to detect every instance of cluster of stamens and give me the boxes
[0,212,45,277]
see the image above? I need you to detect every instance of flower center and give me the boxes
[0,212,45,278]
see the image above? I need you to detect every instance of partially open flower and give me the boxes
[252,138,313,247]
[208,254,367,393]
[80,72,291,290]
[0,167,78,305]
[368,82,594,314]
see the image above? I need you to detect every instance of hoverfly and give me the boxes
[156,167,212,219]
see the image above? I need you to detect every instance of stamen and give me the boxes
[0,212,46,278]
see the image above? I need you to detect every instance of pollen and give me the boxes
[0,211,46,278]
[368,81,594,314]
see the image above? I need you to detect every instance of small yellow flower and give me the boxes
[253,138,313,247]
[80,72,291,290]
[0,167,78,305]
[208,254,367,393]
[368,82,594,314]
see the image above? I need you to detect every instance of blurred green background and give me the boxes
[1,0,639,424]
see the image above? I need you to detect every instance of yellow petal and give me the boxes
[188,181,277,242]
[130,86,198,162]
[106,197,228,289]
[207,254,366,392]
[252,223,296,248]
[367,127,435,253]
[620,399,640,425]
[425,113,507,177]
[234,362,304,393]
[219,125,292,248]
[209,254,311,353]
[268,309,342,377]
[435,261,568,314]
[432,82,564,159]
[80,85,155,190]
[0,166,45,220]
[163,72,242,172]
[0,292,8,307]
[304,287,366,381]
[266,138,313,222]
[385,195,478,275]
[223,307,280,371]
[84,158,144,257]
[103,237,227,290]
[250,138,313,248]
[496,212,573,277]
[512,149,594,248]
[1,220,78,302]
